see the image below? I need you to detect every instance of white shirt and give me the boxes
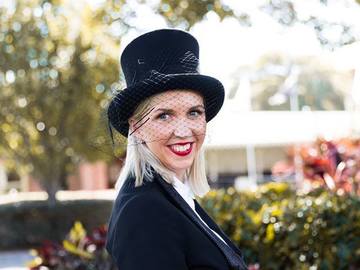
[172,175,229,246]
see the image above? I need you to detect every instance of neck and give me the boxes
[175,171,186,183]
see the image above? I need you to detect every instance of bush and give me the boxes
[199,182,360,270]
[0,200,113,250]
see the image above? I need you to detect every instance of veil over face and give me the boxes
[129,90,206,179]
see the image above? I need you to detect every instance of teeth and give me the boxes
[171,143,191,152]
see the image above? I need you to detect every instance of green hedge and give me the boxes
[199,182,360,270]
[0,200,113,250]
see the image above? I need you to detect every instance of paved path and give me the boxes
[0,250,36,269]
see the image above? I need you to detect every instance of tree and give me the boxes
[0,0,120,203]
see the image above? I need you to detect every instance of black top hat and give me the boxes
[107,28,225,138]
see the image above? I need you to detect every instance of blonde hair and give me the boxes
[115,90,210,198]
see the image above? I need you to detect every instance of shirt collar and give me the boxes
[172,175,196,202]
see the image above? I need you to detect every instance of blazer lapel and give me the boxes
[153,172,248,270]
[194,200,245,258]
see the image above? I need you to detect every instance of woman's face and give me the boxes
[129,90,206,181]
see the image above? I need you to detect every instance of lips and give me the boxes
[168,141,193,146]
[167,142,194,156]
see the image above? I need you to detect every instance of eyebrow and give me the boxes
[155,105,205,113]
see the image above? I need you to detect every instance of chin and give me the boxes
[168,161,193,172]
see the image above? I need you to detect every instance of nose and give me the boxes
[173,118,193,138]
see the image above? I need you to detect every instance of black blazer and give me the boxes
[106,168,248,270]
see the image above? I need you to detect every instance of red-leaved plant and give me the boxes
[272,137,360,195]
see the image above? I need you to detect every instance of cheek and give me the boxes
[148,141,166,157]
[149,123,172,141]
[195,134,205,151]
[194,122,206,150]
[139,123,163,142]
[193,120,206,137]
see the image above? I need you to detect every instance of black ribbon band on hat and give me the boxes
[132,50,200,84]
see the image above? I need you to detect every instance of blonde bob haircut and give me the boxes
[115,89,210,198]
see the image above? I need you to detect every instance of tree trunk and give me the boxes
[46,185,58,206]
[42,176,61,206]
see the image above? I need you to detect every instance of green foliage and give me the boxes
[0,0,121,198]
[199,182,360,270]
[158,0,236,28]
[0,199,113,249]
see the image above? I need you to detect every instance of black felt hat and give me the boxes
[107,28,225,138]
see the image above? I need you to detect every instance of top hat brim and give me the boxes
[107,73,225,137]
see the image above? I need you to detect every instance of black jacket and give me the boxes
[106,169,248,270]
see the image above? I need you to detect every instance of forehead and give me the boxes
[150,90,204,108]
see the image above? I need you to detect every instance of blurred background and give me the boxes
[0,0,359,269]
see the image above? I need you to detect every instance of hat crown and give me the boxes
[120,29,200,86]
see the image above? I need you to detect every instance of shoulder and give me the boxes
[105,170,194,270]
[108,172,180,229]
[114,172,176,217]
[108,179,185,241]
[116,188,177,225]
[106,183,187,267]
[106,171,186,242]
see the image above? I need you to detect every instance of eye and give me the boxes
[156,112,170,120]
[189,109,204,117]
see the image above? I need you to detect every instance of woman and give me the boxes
[106,29,248,270]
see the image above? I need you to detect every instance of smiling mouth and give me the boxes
[167,142,194,156]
